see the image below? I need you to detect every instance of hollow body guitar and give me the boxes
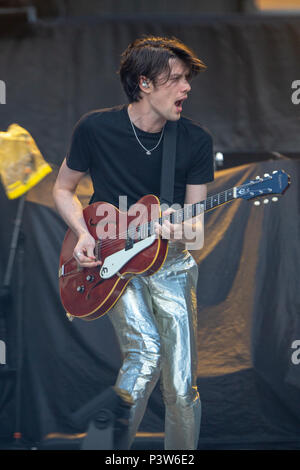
[58,170,290,321]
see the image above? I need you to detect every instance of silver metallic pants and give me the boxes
[108,242,201,450]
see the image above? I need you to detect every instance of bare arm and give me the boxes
[53,159,101,267]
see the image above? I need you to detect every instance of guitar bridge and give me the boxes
[58,263,82,278]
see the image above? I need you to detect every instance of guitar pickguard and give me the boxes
[100,235,156,279]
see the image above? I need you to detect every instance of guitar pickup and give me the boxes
[125,236,134,251]
[125,225,143,250]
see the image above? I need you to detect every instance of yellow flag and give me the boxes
[0,123,52,199]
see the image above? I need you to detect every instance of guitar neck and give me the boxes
[159,186,236,225]
[128,187,237,241]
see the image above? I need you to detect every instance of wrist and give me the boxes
[75,227,91,238]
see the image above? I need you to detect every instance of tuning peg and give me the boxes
[255,176,260,180]
[263,199,269,204]
[264,173,270,177]
[272,197,278,202]
[254,201,261,206]
[272,170,278,174]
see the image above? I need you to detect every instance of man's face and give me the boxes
[146,58,192,122]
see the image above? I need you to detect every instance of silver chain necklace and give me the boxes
[129,118,165,155]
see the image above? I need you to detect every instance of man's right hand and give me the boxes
[73,232,102,268]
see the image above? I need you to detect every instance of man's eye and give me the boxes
[171,76,190,83]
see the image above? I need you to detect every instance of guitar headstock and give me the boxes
[235,170,290,205]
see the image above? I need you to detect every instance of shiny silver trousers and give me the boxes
[108,242,201,450]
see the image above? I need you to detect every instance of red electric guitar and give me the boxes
[58,170,290,321]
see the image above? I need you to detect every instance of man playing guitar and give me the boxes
[53,36,214,450]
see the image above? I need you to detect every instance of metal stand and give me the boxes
[0,194,26,446]
[13,228,25,446]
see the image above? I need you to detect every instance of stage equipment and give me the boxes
[214,152,224,169]
[71,386,134,450]
[0,5,36,37]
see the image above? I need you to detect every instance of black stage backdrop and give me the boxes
[1,13,300,449]
[0,158,299,449]
[0,14,300,161]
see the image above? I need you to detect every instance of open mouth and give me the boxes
[175,99,183,112]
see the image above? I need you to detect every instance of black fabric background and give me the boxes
[1,14,300,161]
[0,158,299,448]
[1,14,300,449]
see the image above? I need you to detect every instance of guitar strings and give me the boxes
[93,187,236,252]
[63,184,252,265]
[74,187,236,256]
[60,181,262,271]
[60,179,273,271]
[62,205,201,269]
[95,204,200,251]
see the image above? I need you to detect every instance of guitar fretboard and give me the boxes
[127,187,236,241]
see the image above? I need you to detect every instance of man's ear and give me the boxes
[138,76,151,94]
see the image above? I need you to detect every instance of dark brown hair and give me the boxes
[119,36,206,103]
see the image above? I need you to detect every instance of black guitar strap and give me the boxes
[160,120,177,207]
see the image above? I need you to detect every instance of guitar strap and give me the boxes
[159,120,177,207]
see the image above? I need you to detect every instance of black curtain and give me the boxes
[0,158,299,448]
[1,13,300,449]
[0,14,300,164]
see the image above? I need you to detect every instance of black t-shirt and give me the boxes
[66,104,214,209]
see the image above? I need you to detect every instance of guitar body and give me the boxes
[59,194,168,321]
